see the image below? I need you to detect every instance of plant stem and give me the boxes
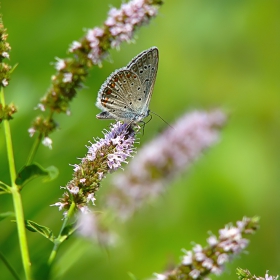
[26,132,43,165]
[26,111,53,165]
[48,201,76,266]
[0,251,21,280]
[0,87,32,280]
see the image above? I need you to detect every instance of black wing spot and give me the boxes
[139,70,143,74]
[151,67,155,71]
[123,80,126,83]
[145,79,150,82]
[148,65,151,68]
[112,109,115,112]
[124,106,127,109]
[138,98,142,101]
[129,102,132,105]
[144,90,146,93]
[131,83,134,85]
[144,65,147,69]
[137,87,141,91]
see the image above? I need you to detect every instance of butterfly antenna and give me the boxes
[149,110,174,129]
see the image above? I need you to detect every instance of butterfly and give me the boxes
[96,47,159,123]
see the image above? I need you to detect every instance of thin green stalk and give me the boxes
[0,251,21,280]
[26,111,54,165]
[26,132,42,165]
[0,87,32,280]
[48,201,76,266]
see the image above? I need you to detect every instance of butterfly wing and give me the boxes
[96,69,147,122]
[126,47,159,114]
[96,47,159,123]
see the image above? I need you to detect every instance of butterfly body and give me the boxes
[96,47,159,123]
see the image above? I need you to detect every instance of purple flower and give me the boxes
[236,268,278,280]
[52,122,136,215]
[153,217,259,280]
[30,0,162,138]
[105,110,226,220]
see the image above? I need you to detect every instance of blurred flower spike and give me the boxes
[236,268,279,280]
[0,16,12,87]
[30,0,163,139]
[154,217,260,280]
[106,110,226,220]
[52,122,136,215]
[0,15,17,123]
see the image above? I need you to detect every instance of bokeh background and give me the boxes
[1,0,279,279]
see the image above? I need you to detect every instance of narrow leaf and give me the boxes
[0,181,11,194]
[0,212,15,221]
[15,163,59,186]
[25,220,55,242]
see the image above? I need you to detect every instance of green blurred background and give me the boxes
[1,0,279,279]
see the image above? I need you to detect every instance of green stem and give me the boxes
[0,251,21,280]
[26,132,42,165]
[26,111,54,165]
[48,202,76,266]
[0,87,32,280]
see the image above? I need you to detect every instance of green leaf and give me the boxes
[0,181,11,194]
[9,63,19,74]
[43,165,59,182]
[15,163,59,186]
[0,212,15,221]
[25,220,55,242]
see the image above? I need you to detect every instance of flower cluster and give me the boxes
[0,102,17,123]
[236,268,278,280]
[105,0,160,49]
[105,110,226,220]
[154,217,260,280]
[0,16,12,88]
[0,15,17,123]
[52,122,136,215]
[29,0,162,142]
